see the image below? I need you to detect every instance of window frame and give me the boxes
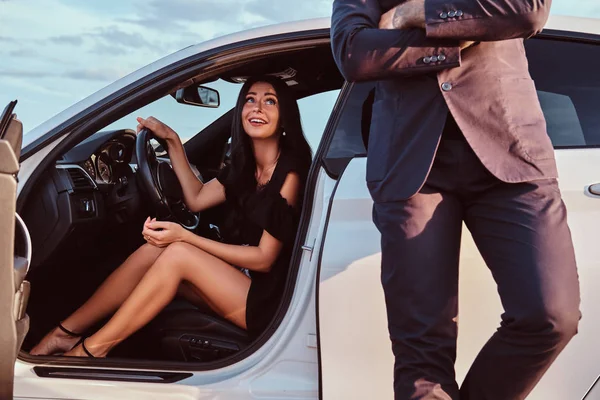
[17,30,338,373]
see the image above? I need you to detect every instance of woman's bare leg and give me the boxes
[30,243,166,355]
[177,281,217,314]
[66,242,250,357]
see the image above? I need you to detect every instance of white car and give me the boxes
[2,15,600,400]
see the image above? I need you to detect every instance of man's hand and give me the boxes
[379,0,426,30]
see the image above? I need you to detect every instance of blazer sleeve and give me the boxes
[425,0,552,41]
[331,0,461,82]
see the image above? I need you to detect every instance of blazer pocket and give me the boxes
[500,77,555,161]
[366,100,393,183]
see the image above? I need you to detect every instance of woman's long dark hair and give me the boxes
[226,75,312,198]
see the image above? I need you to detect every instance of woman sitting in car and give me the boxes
[31,75,312,357]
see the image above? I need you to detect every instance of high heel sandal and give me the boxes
[57,323,95,357]
[58,322,85,352]
[81,339,96,358]
[57,322,81,338]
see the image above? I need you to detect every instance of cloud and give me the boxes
[123,0,328,36]
[3,48,72,66]
[118,0,236,33]
[0,68,124,82]
[64,68,125,81]
[94,26,152,49]
[118,15,188,32]
[89,42,129,56]
[50,35,84,46]
[8,49,39,58]
[244,0,332,23]
[48,27,154,51]
[0,77,72,97]
[138,0,330,25]
[144,0,241,23]
[0,70,52,79]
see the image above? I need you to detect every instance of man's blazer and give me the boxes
[331,0,557,202]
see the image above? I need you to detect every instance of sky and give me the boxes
[1,0,599,138]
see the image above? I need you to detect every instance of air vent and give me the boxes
[66,168,95,191]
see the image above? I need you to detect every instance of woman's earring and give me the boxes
[282,131,286,136]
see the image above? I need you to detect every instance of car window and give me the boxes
[104,79,242,144]
[105,82,339,154]
[526,38,600,147]
[323,83,373,177]
[323,36,600,178]
[297,89,341,152]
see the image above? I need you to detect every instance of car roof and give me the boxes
[22,15,599,147]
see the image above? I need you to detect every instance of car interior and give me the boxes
[20,45,344,364]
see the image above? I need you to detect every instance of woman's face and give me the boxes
[241,82,281,140]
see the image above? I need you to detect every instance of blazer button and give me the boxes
[448,11,457,17]
[456,10,464,17]
[430,56,438,62]
[423,57,432,64]
[441,82,453,91]
[439,12,448,19]
[438,54,446,61]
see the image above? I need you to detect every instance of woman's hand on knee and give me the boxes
[142,217,188,247]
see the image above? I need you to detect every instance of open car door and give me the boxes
[0,101,31,400]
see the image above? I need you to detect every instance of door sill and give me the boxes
[33,366,191,383]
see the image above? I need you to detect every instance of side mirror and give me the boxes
[173,85,220,108]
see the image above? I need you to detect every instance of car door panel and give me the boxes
[0,139,19,400]
[318,32,600,399]
[526,149,600,399]
[317,157,394,400]
[0,106,29,400]
[318,153,600,400]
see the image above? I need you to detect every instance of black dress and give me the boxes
[216,151,303,338]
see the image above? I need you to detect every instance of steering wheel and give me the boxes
[135,128,200,230]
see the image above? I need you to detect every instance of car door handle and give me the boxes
[589,184,600,196]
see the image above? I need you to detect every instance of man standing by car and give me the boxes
[331,0,581,399]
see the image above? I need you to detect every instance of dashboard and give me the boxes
[84,141,128,183]
[64,129,137,185]
[25,127,204,270]
[24,129,143,269]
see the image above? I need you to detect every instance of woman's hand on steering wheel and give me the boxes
[135,119,200,231]
[136,116,178,142]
